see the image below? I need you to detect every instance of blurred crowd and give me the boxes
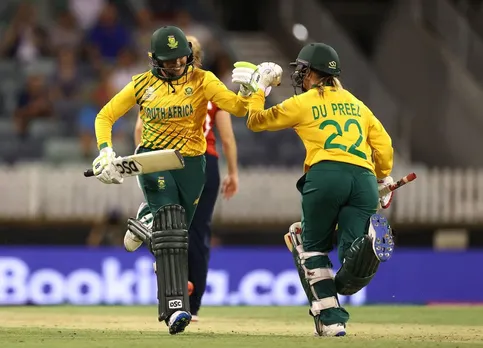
[0,0,234,160]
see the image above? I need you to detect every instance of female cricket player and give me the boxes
[129,36,239,322]
[233,43,395,337]
[91,25,255,335]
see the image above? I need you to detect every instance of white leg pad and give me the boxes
[311,296,339,316]
[298,250,328,261]
[305,267,334,286]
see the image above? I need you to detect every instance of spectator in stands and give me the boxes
[69,0,107,31]
[48,10,83,55]
[0,2,51,64]
[109,48,144,93]
[133,8,167,59]
[174,9,219,71]
[86,2,131,64]
[86,208,125,247]
[78,70,127,158]
[14,73,53,138]
[50,46,82,102]
[215,52,237,92]
[146,0,184,19]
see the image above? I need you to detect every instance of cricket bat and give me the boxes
[83,149,185,178]
[378,172,417,197]
[283,172,417,252]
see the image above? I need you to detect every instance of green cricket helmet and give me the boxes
[290,43,341,93]
[148,25,194,82]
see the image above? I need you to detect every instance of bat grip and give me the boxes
[84,169,94,177]
[378,186,391,197]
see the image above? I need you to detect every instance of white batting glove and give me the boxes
[256,62,283,96]
[92,147,124,185]
[232,61,283,97]
[232,61,260,97]
[378,176,394,209]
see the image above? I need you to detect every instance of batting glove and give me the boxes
[232,61,283,97]
[92,147,124,185]
[256,62,283,96]
[378,176,394,209]
[232,61,260,97]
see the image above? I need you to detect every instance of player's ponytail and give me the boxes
[186,35,202,68]
[315,74,343,97]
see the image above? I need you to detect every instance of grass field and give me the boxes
[1,306,483,347]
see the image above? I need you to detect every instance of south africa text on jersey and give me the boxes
[145,104,194,120]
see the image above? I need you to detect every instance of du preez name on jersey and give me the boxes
[144,104,194,120]
[312,102,361,119]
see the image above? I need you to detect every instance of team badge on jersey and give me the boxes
[142,86,156,101]
[158,176,166,190]
[184,87,193,96]
[167,35,178,49]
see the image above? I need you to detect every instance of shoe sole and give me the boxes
[169,312,191,335]
[370,214,394,262]
[314,330,347,337]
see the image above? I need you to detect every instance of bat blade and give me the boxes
[84,149,185,178]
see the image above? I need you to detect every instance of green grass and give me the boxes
[1,306,483,347]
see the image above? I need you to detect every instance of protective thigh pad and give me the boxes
[151,204,189,322]
[127,218,152,243]
[288,223,340,319]
[335,235,380,295]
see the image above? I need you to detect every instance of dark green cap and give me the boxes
[149,26,191,61]
[291,43,341,76]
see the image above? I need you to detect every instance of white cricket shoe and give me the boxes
[314,322,346,337]
[124,202,153,252]
[168,310,191,334]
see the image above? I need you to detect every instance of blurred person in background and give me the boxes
[133,8,168,60]
[86,2,131,67]
[0,1,51,64]
[14,73,53,138]
[86,208,125,247]
[233,42,394,337]
[109,48,144,93]
[91,25,253,334]
[48,10,83,55]
[174,9,219,72]
[69,0,107,31]
[131,35,239,322]
[215,52,237,92]
[145,0,187,20]
[78,69,128,158]
[50,46,82,103]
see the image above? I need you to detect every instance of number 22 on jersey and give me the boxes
[319,118,367,160]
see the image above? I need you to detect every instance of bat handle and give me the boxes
[84,169,94,177]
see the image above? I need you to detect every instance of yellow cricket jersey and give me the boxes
[95,68,249,156]
[247,87,393,178]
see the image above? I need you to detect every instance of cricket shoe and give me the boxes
[124,202,153,252]
[191,315,199,322]
[368,213,394,262]
[168,310,191,334]
[314,321,346,337]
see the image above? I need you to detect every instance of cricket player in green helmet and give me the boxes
[91,25,280,335]
[233,42,395,337]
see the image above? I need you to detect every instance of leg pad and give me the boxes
[335,235,380,295]
[151,204,190,322]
